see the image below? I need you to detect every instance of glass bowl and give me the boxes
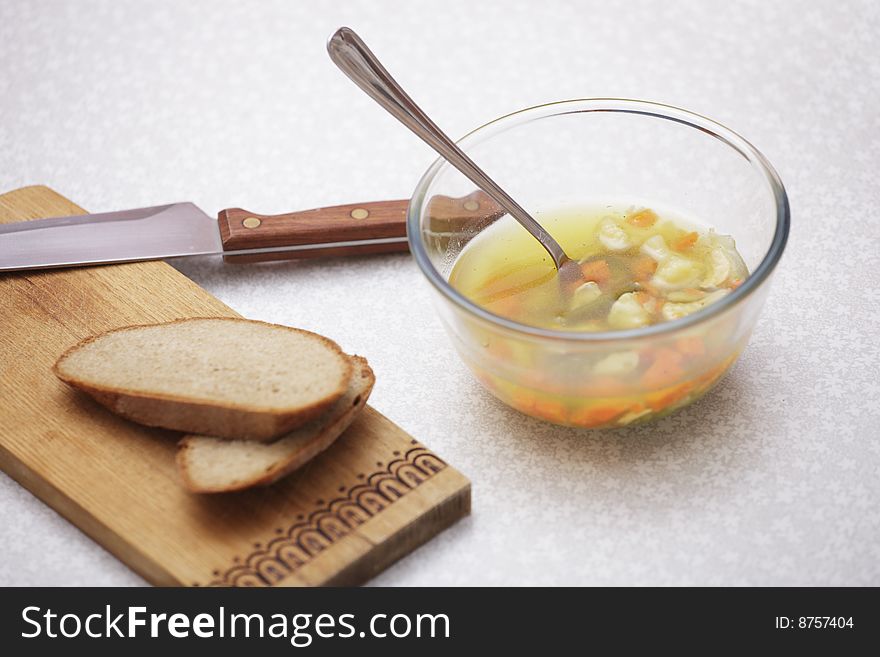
[407,99,789,428]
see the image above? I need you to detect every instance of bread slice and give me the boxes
[54,318,352,441]
[177,356,375,493]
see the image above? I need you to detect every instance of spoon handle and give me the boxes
[327,27,568,270]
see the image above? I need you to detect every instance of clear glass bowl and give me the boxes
[407,99,789,428]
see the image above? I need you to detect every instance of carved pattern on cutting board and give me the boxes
[200,444,447,587]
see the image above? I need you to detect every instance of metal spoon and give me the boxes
[327,26,577,276]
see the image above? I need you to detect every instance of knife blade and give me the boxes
[0,192,503,272]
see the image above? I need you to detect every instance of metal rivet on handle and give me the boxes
[350,208,370,219]
[242,217,262,229]
[463,200,480,212]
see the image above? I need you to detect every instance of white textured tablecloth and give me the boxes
[1,0,878,586]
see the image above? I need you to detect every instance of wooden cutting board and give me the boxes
[0,185,470,587]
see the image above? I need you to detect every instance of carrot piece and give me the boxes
[672,231,698,251]
[633,290,660,314]
[676,336,706,357]
[727,278,744,289]
[631,254,658,281]
[627,208,658,227]
[570,401,631,428]
[532,398,568,424]
[646,380,695,412]
[579,258,611,283]
[489,295,523,320]
[509,389,536,414]
[641,348,686,389]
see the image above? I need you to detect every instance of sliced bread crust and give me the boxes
[177,356,375,493]
[53,318,352,441]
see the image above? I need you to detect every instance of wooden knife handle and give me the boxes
[218,191,503,263]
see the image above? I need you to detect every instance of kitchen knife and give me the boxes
[0,191,503,271]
